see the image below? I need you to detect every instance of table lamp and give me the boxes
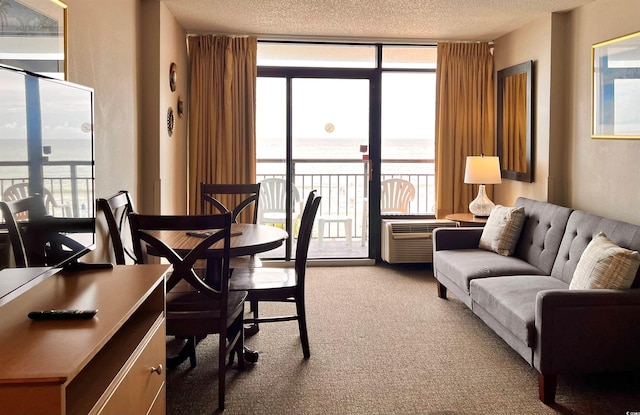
[464,155,502,217]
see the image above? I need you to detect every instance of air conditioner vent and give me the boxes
[381,219,457,263]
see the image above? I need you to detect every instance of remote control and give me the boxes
[28,309,98,321]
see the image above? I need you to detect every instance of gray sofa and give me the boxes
[433,197,640,404]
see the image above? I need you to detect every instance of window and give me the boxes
[256,42,436,259]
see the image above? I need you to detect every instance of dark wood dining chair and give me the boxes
[0,195,48,267]
[97,190,136,265]
[200,183,261,224]
[229,190,321,359]
[0,194,85,267]
[201,182,263,270]
[129,211,246,411]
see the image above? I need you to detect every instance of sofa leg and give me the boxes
[538,373,557,404]
[436,281,447,299]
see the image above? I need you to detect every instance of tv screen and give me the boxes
[0,64,95,270]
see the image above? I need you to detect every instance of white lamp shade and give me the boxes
[464,156,502,184]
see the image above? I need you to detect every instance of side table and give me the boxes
[445,213,488,227]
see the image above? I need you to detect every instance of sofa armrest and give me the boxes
[534,288,640,375]
[433,227,483,251]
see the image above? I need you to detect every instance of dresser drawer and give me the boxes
[96,317,166,415]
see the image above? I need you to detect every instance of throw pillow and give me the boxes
[478,205,526,256]
[569,232,640,290]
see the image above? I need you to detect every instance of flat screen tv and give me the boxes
[0,63,96,271]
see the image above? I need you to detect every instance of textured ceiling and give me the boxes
[162,0,595,42]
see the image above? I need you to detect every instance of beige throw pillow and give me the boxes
[478,205,525,256]
[569,232,640,290]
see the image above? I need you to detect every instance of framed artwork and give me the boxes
[0,0,67,79]
[592,31,640,139]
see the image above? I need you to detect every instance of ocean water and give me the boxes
[0,138,93,179]
[0,136,435,214]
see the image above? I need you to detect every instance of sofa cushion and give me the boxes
[513,198,573,275]
[569,232,640,290]
[470,275,568,347]
[479,205,525,256]
[434,249,546,294]
[551,210,640,287]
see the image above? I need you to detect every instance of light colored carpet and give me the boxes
[166,264,640,415]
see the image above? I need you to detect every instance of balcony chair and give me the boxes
[129,211,246,411]
[96,190,136,265]
[229,190,321,358]
[257,178,302,231]
[381,178,416,214]
[360,178,416,247]
[3,182,72,218]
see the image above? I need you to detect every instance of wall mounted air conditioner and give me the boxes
[381,219,457,264]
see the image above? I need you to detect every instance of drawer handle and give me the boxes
[150,364,163,375]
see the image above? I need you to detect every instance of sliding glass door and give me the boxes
[256,42,436,262]
[256,76,371,260]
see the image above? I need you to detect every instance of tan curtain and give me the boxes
[434,42,494,219]
[187,35,257,220]
[502,72,527,172]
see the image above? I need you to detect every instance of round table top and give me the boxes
[153,223,288,258]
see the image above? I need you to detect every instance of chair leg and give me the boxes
[296,298,310,359]
[218,332,227,411]
[188,336,197,368]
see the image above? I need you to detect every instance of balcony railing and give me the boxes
[0,160,94,219]
[257,158,435,241]
[0,157,433,244]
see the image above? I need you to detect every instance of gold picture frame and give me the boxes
[592,31,640,139]
[0,0,67,79]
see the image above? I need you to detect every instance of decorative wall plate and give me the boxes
[167,107,175,136]
[169,62,177,92]
[177,96,184,118]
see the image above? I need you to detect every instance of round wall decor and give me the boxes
[169,62,177,92]
[177,96,184,118]
[167,107,175,136]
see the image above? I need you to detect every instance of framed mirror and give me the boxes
[497,60,533,182]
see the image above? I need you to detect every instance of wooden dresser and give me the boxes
[0,264,168,415]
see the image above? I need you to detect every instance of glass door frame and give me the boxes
[259,66,381,260]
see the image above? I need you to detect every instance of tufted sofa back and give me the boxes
[514,197,573,275]
[550,210,640,287]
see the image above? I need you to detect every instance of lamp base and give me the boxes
[468,184,496,217]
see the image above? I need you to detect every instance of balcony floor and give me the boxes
[260,237,369,260]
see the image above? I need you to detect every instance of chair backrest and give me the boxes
[3,182,72,218]
[200,183,261,224]
[129,212,232,299]
[294,190,322,280]
[0,195,84,268]
[381,178,416,214]
[0,195,48,267]
[258,178,302,224]
[97,190,136,265]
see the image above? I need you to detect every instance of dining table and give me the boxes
[150,222,289,367]
[153,222,288,284]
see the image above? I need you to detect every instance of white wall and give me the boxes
[565,0,640,224]
[493,16,553,206]
[493,0,640,225]
[65,0,141,203]
[64,0,188,262]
